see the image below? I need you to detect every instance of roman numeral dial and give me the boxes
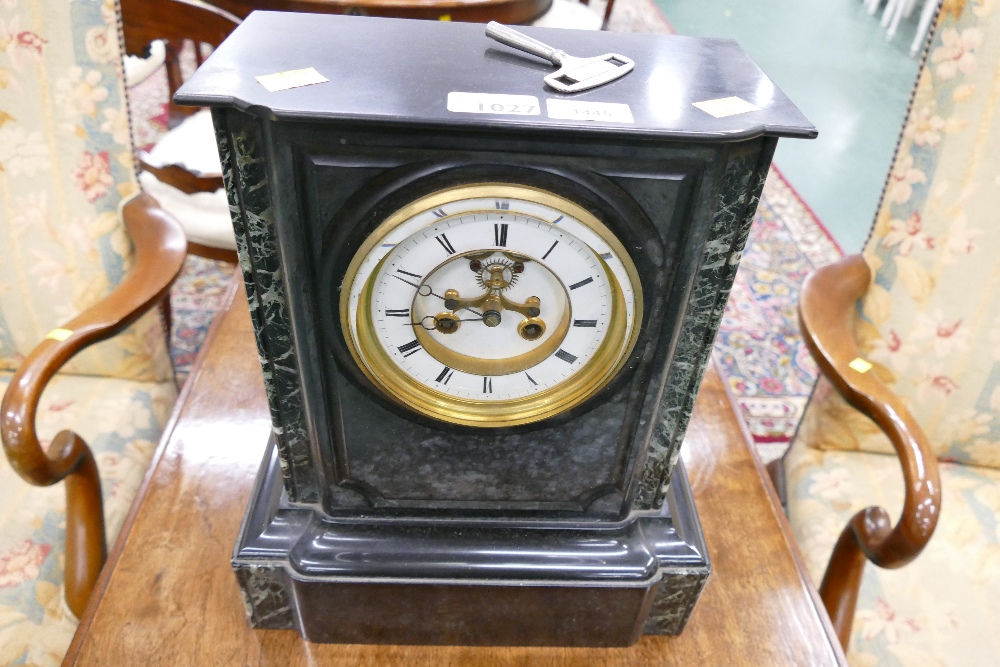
[435,233,456,255]
[343,184,641,428]
[494,223,508,247]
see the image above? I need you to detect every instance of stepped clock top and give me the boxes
[175,12,815,141]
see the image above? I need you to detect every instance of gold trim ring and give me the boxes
[339,183,643,427]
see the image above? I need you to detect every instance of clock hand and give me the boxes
[406,316,484,330]
[419,284,484,317]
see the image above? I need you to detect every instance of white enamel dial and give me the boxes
[340,184,642,427]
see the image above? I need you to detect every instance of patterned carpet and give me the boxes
[168,255,233,384]
[128,0,843,460]
[717,171,842,462]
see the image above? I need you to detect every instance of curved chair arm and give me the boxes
[0,193,186,617]
[798,254,941,649]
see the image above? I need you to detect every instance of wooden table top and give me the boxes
[65,275,846,666]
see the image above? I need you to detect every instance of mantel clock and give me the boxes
[177,13,814,647]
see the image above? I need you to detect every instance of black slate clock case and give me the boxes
[176,12,814,646]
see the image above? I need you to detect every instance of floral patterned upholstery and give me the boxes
[786,2,1000,664]
[0,374,175,666]
[786,443,1000,666]
[0,0,180,664]
[0,0,172,382]
[795,2,1000,470]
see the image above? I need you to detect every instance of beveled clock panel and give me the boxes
[296,148,699,512]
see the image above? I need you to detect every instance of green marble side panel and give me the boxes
[213,108,317,503]
[642,569,710,635]
[635,139,776,509]
[234,564,295,630]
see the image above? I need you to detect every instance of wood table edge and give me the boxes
[711,355,848,665]
[63,271,243,666]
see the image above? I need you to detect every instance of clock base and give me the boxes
[233,437,710,646]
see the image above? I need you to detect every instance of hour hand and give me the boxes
[444,289,499,326]
[444,288,544,338]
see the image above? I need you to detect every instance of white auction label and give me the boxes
[545,99,634,124]
[447,92,541,116]
[255,67,329,92]
[692,96,761,118]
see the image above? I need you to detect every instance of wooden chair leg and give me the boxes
[53,430,108,618]
[159,291,174,347]
[601,0,617,29]
[819,506,892,650]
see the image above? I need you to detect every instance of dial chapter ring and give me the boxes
[339,183,643,428]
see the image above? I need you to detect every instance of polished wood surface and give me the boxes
[65,276,846,665]
[211,0,550,25]
[798,254,941,649]
[0,193,186,617]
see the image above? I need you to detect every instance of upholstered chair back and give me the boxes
[0,0,171,382]
[797,4,1000,469]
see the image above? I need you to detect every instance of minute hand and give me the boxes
[424,285,484,317]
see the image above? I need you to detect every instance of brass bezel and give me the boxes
[339,183,644,427]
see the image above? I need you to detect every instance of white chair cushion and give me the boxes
[146,108,221,176]
[140,171,235,251]
[123,40,166,87]
[532,0,604,30]
[140,109,234,251]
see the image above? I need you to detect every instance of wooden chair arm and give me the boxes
[0,193,186,616]
[798,253,941,649]
[139,152,224,194]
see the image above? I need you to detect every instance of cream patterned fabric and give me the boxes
[796,2,1000,470]
[786,443,1000,666]
[1,0,178,664]
[0,372,175,666]
[0,0,172,382]
[787,4,1000,665]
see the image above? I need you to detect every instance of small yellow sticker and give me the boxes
[46,328,73,342]
[692,96,761,118]
[255,67,329,93]
[848,357,873,373]
[439,14,452,20]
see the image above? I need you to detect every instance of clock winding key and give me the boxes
[485,21,634,93]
